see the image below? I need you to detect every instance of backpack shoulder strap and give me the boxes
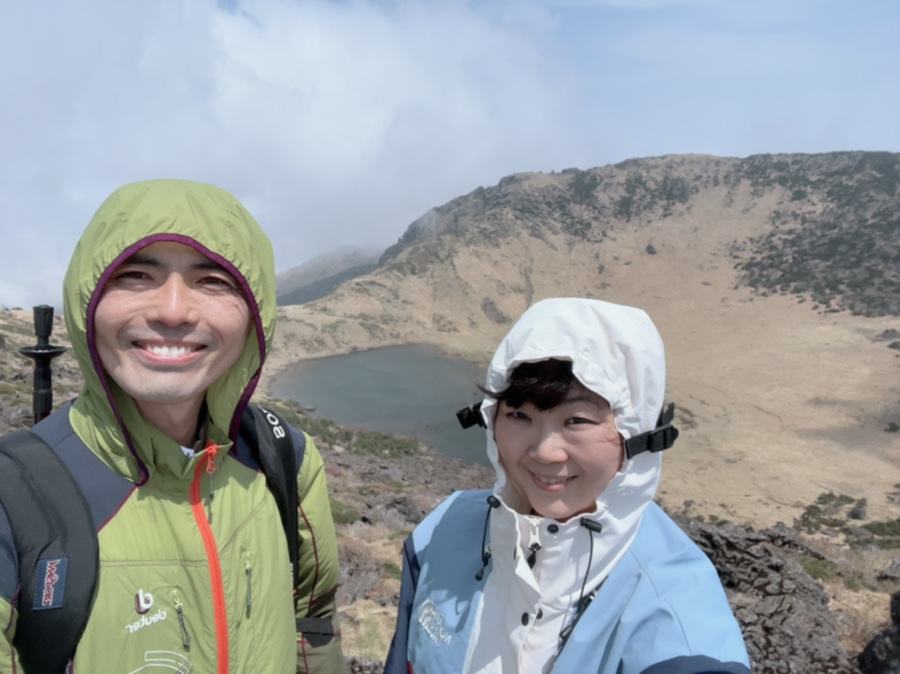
[0,430,99,674]
[239,405,304,612]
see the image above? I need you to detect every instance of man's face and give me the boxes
[94,241,251,425]
[493,383,623,522]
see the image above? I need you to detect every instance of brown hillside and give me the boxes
[267,152,900,532]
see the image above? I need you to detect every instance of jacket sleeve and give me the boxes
[0,599,15,674]
[292,431,348,674]
[383,535,419,674]
[0,504,19,673]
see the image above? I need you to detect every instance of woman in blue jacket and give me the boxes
[385,298,751,674]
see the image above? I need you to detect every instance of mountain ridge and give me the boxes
[276,245,381,306]
[266,150,900,534]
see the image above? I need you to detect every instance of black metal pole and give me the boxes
[18,305,67,425]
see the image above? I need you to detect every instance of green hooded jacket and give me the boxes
[0,179,346,674]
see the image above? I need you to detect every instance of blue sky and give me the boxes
[1,0,898,308]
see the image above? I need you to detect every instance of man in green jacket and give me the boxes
[0,179,347,673]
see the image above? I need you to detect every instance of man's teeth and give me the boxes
[146,345,192,358]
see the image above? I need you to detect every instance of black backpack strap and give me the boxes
[239,405,302,612]
[623,402,680,460]
[0,430,99,674]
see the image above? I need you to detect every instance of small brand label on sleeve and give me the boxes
[34,557,68,610]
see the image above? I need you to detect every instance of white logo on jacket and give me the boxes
[418,600,452,645]
[124,609,168,634]
[128,650,193,673]
[134,589,153,614]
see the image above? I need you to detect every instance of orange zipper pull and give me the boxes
[205,442,221,474]
[205,442,221,522]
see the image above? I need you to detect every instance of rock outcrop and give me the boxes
[857,591,900,674]
[674,516,862,673]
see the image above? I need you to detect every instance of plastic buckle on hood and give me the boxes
[456,402,486,429]
[623,403,680,460]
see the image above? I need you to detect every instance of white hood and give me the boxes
[481,296,667,504]
[467,298,672,673]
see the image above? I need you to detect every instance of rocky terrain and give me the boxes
[2,318,898,672]
[3,151,900,673]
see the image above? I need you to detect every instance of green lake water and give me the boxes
[271,344,490,466]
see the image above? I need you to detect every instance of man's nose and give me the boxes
[151,275,197,326]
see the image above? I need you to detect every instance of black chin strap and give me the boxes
[623,402,679,460]
[455,399,680,460]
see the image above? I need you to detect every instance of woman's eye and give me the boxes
[568,416,595,425]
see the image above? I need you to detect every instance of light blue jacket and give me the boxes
[385,490,751,674]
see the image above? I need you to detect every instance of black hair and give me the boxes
[483,358,577,411]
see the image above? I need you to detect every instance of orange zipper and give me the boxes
[190,443,229,673]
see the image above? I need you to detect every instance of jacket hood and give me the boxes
[481,297,666,452]
[481,296,667,525]
[64,179,277,483]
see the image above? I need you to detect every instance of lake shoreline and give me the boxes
[265,343,489,466]
[260,339,488,399]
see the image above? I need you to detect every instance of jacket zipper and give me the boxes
[244,551,253,618]
[170,590,192,651]
[190,442,229,674]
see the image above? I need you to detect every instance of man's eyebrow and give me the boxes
[192,258,230,273]
[120,252,161,267]
[121,252,229,273]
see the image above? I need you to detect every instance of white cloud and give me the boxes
[1,0,586,308]
[0,0,897,308]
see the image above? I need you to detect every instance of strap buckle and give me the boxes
[623,402,680,459]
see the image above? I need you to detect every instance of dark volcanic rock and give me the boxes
[876,559,900,582]
[672,515,861,674]
[857,591,900,674]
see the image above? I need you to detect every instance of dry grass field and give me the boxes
[263,197,900,535]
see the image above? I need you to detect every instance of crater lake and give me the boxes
[271,344,490,465]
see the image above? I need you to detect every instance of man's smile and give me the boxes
[136,342,205,359]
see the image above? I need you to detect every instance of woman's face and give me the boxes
[493,383,624,521]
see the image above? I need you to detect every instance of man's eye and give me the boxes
[114,269,151,281]
[200,275,238,288]
[508,411,529,421]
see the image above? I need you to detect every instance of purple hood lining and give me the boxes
[84,233,266,486]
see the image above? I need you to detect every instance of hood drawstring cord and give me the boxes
[527,517,542,569]
[204,442,220,523]
[475,495,501,581]
[558,518,603,649]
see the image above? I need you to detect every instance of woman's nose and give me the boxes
[531,429,568,463]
